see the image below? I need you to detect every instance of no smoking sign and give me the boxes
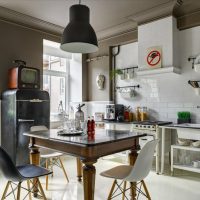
[146,46,162,68]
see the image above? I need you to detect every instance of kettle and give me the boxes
[75,104,85,129]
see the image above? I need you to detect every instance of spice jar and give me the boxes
[136,107,141,121]
[140,107,148,121]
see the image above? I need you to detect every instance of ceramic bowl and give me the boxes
[192,140,200,148]
[178,138,191,146]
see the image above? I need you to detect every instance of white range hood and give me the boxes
[137,16,180,76]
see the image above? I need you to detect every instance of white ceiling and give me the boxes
[0,0,172,33]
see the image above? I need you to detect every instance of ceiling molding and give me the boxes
[177,9,200,30]
[97,21,137,41]
[127,0,180,25]
[0,1,183,41]
[0,6,63,37]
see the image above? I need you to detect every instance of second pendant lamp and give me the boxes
[60,1,98,54]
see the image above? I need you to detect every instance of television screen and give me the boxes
[21,68,38,84]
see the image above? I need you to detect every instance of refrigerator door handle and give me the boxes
[18,119,35,122]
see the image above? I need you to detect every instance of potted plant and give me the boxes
[177,111,191,124]
[110,69,124,80]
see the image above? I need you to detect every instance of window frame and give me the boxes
[43,54,70,113]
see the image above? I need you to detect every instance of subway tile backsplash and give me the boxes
[114,26,200,124]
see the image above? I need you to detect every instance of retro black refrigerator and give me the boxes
[1,89,50,165]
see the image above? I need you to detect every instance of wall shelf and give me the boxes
[86,55,109,62]
[136,66,181,76]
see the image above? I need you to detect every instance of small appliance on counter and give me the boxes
[105,104,115,120]
[115,104,124,121]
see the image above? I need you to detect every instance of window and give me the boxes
[43,40,71,114]
[43,54,69,113]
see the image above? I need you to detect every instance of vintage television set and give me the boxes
[8,60,40,89]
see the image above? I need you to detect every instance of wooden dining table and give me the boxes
[24,129,145,200]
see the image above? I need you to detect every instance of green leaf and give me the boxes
[110,69,123,80]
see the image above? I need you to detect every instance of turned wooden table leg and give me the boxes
[129,139,139,200]
[29,138,40,197]
[77,157,83,181]
[82,159,97,200]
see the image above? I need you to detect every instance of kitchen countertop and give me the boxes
[159,123,200,129]
[104,120,134,124]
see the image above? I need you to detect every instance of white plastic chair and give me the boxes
[100,139,158,200]
[30,126,69,190]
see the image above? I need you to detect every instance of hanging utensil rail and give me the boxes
[116,85,140,90]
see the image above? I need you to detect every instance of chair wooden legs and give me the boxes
[45,159,49,190]
[130,182,136,200]
[59,157,69,182]
[37,178,47,200]
[45,156,69,190]
[27,180,32,200]
[122,181,127,200]
[141,180,151,200]
[2,181,11,199]
[16,182,21,200]
[107,180,117,200]
[1,179,46,200]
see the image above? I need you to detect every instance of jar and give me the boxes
[140,107,148,121]
[136,107,141,121]
[124,111,130,122]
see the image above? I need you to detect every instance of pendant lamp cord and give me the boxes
[79,0,81,4]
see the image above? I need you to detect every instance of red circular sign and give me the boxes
[147,50,161,67]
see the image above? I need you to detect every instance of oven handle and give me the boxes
[18,119,35,122]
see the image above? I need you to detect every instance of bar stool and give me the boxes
[100,140,158,200]
[30,126,69,190]
[0,147,51,200]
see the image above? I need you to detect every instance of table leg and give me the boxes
[129,150,138,200]
[29,138,40,197]
[161,127,166,174]
[77,157,83,181]
[82,160,97,200]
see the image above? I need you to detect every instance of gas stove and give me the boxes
[132,121,172,131]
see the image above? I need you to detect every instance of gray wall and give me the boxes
[87,30,138,101]
[0,20,60,93]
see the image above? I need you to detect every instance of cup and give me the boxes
[192,160,199,168]
[127,70,134,79]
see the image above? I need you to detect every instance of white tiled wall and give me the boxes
[69,101,113,119]
[115,25,200,123]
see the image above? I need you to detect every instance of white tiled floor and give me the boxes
[1,156,200,200]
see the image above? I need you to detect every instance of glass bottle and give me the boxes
[91,116,95,136]
[87,117,92,136]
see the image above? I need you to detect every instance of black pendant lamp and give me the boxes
[60,1,98,53]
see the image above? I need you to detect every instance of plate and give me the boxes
[57,130,83,136]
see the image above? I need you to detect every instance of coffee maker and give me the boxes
[105,104,124,121]
[105,104,115,120]
[115,104,124,121]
